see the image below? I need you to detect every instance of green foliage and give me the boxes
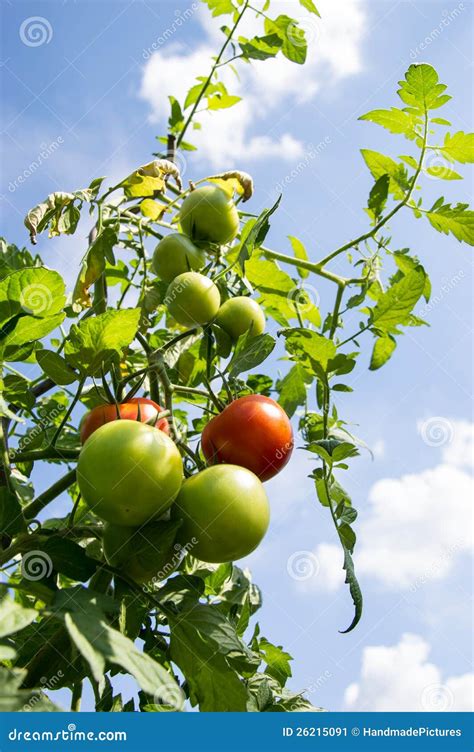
[0,7,471,714]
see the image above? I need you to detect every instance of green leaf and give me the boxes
[425,164,462,180]
[0,667,61,712]
[423,200,474,245]
[207,93,242,110]
[201,0,235,17]
[282,329,336,376]
[73,226,118,310]
[360,150,410,199]
[369,335,397,370]
[259,638,292,687]
[0,596,38,638]
[228,333,276,377]
[239,34,282,61]
[277,363,312,418]
[65,610,181,704]
[398,63,451,113]
[367,174,389,220]
[287,235,309,278]
[36,350,77,385]
[41,537,97,581]
[369,268,426,333]
[340,547,363,633]
[298,0,320,15]
[264,16,307,65]
[439,131,474,163]
[360,107,418,138]
[0,237,39,280]
[65,308,141,375]
[238,197,281,270]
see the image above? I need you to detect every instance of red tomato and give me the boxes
[80,397,169,444]
[201,395,293,481]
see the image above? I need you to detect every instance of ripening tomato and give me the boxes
[202,394,293,481]
[165,271,220,327]
[152,233,206,283]
[173,465,270,562]
[77,421,183,526]
[102,519,180,584]
[179,185,239,244]
[216,296,265,341]
[80,397,169,444]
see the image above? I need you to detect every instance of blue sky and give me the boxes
[1,0,473,712]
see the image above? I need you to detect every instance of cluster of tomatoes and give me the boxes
[77,185,294,584]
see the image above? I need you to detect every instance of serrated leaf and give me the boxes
[282,329,336,376]
[360,150,410,199]
[65,308,141,376]
[264,15,307,64]
[277,363,312,417]
[239,33,282,61]
[239,196,281,270]
[369,335,397,370]
[398,63,451,113]
[298,0,320,15]
[369,268,426,332]
[423,200,474,245]
[201,0,235,16]
[360,107,418,138]
[439,131,474,164]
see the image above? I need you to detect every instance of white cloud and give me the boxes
[356,462,473,589]
[344,633,474,711]
[441,419,474,469]
[139,0,367,166]
[299,419,474,593]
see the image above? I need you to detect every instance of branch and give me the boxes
[23,468,77,520]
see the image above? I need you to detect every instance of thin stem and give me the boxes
[71,682,82,712]
[261,247,346,285]
[176,1,250,148]
[50,377,86,447]
[23,468,77,520]
[329,283,345,339]
[10,448,80,463]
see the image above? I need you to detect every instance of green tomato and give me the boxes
[77,421,183,526]
[179,185,239,244]
[152,233,206,283]
[165,271,221,327]
[216,296,266,341]
[102,519,181,584]
[173,465,270,563]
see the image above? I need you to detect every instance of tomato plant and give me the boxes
[0,0,472,715]
[80,397,170,443]
[202,395,293,481]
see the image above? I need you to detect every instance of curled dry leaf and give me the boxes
[206,171,254,202]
